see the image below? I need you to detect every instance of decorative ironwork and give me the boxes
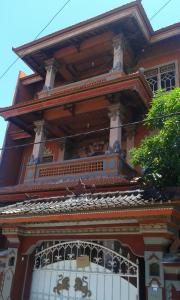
[74,276,92,297]
[34,240,138,277]
[53,274,70,295]
[145,63,176,93]
[31,240,139,300]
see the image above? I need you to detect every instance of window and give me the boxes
[145,63,177,93]
[149,262,160,277]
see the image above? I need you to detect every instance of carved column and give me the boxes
[30,120,46,164]
[44,58,59,90]
[112,34,124,73]
[108,104,123,152]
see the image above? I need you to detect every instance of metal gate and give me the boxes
[29,240,139,300]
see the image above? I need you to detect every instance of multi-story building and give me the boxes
[0,1,179,299]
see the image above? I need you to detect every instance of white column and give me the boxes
[44,58,59,90]
[31,120,46,164]
[112,34,124,73]
[108,104,123,152]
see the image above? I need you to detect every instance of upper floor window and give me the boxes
[145,62,177,93]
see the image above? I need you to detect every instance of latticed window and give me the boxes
[145,63,177,93]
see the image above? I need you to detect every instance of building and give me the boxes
[0,1,180,299]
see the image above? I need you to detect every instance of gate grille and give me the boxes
[30,240,139,300]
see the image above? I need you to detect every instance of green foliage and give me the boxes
[130,88,180,187]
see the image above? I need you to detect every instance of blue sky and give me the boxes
[0,0,179,149]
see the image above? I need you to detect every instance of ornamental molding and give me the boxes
[2,225,140,237]
[140,223,168,232]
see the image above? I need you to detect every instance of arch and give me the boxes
[30,240,139,300]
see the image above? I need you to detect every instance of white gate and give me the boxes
[29,240,139,300]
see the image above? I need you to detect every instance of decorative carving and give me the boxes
[53,275,70,295]
[112,34,124,73]
[45,58,59,74]
[34,120,46,136]
[74,276,92,298]
[66,179,96,196]
[43,147,53,157]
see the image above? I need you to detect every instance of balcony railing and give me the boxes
[24,153,131,183]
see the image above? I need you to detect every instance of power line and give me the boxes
[0,0,72,80]
[0,0,175,81]
[0,112,179,152]
[150,0,173,20]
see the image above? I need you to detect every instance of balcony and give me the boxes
[24,153,135,184]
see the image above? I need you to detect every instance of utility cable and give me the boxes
[0,0,72,80]
[0,0,175,81]
[150,0,173,20]
[0,112,179,152]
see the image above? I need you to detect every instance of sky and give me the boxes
[0,0,179,149]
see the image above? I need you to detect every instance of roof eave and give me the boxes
[12,1,152,59]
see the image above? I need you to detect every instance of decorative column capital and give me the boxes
[112,33,124,49]
[108,103,124,121]
[108,104,120,119]
[45,58,59,73]
[33,120,46,135]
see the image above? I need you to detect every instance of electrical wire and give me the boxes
[0,0,72,80]
[150,0,173,20]
[0,112,179,152]
[0,0,175,81]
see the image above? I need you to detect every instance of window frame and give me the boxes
[144,60,179,92]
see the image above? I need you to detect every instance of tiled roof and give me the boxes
[0,189,166,217]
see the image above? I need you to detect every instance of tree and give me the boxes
[130,88,180,187]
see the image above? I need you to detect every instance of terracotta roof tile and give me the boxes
[0,189,166,217]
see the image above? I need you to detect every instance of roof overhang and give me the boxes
[12,1,153,72]
[0,72,152,120]
[151,22,180,43]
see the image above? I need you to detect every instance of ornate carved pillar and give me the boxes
[30,120,46,164]
[108,104,123,152]
[44,58,59,90]
[112,34,124,73]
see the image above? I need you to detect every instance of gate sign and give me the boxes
[76,255,90,268]
[29,240,139,300]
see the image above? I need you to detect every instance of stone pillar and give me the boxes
[44,58,59,90]
[30,120,46,164]
[141,229,172,300]
[112,34,124,73]
[108,104,123,152]
[126,125,136,165]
